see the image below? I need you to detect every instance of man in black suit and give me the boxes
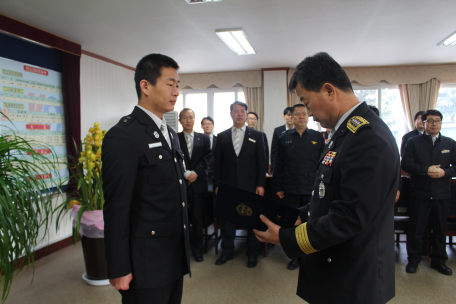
[247,111,270,173]
[214,101,267,268]
[178,109,211,262]
[201,116,217,173]
[271,107,294,171]
[255,52,398,304]
[400,111,425,156]
[102,54,190,304]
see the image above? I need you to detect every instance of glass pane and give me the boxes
[354,89,378,107]
[380,88,403,149]
[185,93,207,134]
[436,87,456,140]
[237,91,246,103]
[307,116,319,131]
[174,95,184,132]
[214,92,236,134]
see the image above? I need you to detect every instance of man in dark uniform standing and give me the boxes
[271,107,294,170]
[273,103,324,270]
[214,101,266,268]
[254,52,399,304]
[102,54,190,304]
[178,108,211,263]
[401,109,456,275]
[400,111,425,156]
[247,111,270,173]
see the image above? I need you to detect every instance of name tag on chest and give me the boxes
[149,142,162,149]
[249,138,256,143]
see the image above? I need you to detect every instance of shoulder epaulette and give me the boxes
[347,116,370,134]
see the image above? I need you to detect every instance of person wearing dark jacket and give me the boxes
[271,107,294,170]
[400,111,425,156]
[401,109,456,275]
[273,103,324,270]
[247,111,270,173]
[214,101,267,268]
[178,109,211,262]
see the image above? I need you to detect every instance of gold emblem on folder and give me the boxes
[236,203,253,216]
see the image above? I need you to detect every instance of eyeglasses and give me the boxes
[425,119,442,124]
[247,118,258,121]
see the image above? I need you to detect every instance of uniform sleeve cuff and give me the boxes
[295,223,317,254]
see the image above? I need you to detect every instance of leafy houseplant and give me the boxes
[56,122,106,244]
[0,114,62,302]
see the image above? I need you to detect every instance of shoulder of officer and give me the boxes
[346,115,370,134]
[116,114,137,129]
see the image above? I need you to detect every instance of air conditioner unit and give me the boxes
[164,111,179,132]
[185,0,221,4]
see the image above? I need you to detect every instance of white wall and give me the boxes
[263,70,288,146]
[80,55,137,138]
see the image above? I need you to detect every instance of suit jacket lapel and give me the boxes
[190,133,201,167]
[239,127,251,156]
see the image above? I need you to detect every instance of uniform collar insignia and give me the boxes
[347,116,369,134]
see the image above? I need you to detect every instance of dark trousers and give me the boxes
[119,276,183,304]
[187,186,206,254]
[407,198,449,264]
[221,220,260,259]
[281,193,312,209]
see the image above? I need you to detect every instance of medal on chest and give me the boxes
[319,181,325,199]
[322,151,337,166]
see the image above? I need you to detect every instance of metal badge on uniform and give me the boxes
[442,149,450,153]
[249,138,256,143]
[319,181,325,199]
[347,116,370,134]
[183,160,187,171]
[153,131,160,138]
[312,141,317,144]
[322,151,337,166]
[328,141,334,149]
[148,142,162,149]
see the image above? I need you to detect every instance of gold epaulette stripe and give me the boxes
[295,223,317,254]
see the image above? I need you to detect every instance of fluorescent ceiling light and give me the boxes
[437,31,456,46]
[216,29,256,55]
[185,0,221,4]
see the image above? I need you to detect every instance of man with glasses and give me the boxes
[272,103,324,270]
[400,111,425,156]
[271,107,294,170]
[247,111,270,173]
[402,109,456,275]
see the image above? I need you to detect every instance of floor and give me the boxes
[3,236,456,304]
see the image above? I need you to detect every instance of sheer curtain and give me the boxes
[287,69,300,107]
[399,78,441,131]
[243,87,264,131]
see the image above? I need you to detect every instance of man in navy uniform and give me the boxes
[401,109,456,275]
[271,107,294,170]
[273,103,324,270]
[214,101,267,268]
[201,117,216,179]
[254,52,399,304]
[102,54,190,304]
[400,111,425,156]
[178,108,211,262]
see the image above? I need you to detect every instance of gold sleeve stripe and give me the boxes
[295,223,317,254]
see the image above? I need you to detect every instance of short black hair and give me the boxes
[289,52,353,93]
[179,108,194,120]
[291,103,306,114]
[134,53,179,99]
[369,105,380,116]
[414,111,425,121]
[422,109,443,121]
[283,107,293,116]
[201,116,214,125]
[247,112,259,120]
[230,101,248,112]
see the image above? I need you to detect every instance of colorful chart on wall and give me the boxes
[0,56,68,186]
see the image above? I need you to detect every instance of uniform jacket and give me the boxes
[178,131,211,194]
[102,106,191,289]
[400,129,420,156]
[401,133,456,200]
[271,125,287,170]
[279,102,399,304]
[214,126,266,192]
[262,132,270,173]
[273,128,324,194]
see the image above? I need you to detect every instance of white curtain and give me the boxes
[243,87,264,131]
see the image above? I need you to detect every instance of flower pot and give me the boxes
[81,234,107,280]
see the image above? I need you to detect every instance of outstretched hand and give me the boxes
[253,215,281,245]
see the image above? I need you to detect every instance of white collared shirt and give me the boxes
[426,132,439,145]
[328,102,363,141]
[136,105,166,129]
[208,134,214,150]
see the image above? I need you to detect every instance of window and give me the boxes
[353,84,405,150]
[175,87,245,134]
[435,84,456,140]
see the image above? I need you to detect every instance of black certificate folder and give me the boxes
[214,181,300,231]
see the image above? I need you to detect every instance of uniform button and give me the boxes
[182,202,185,207]
[308,211,310,217]
[321,174,324,178]
[174,158,177,162]
[151,231,155,235]
[159,155,162,159]
[327,258,332,263]
[179,179,182,184]
[184,224,187,229]
[431,197,433,200]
